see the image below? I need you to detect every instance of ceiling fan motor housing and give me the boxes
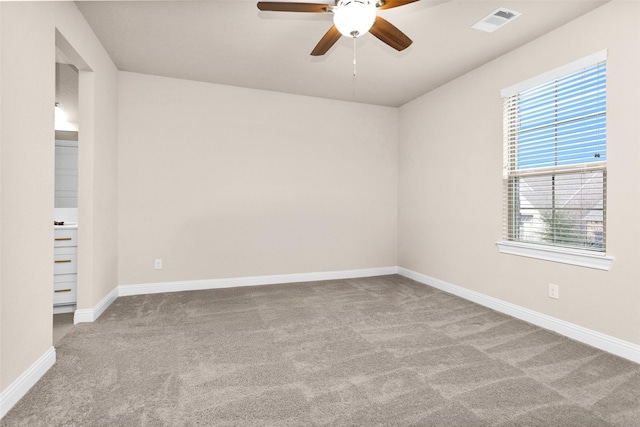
[333,0,377,38]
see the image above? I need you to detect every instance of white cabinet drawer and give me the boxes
[53,247,77,275]
[53,227,77,307]
[54,273,76,284]
[53,275,77,306]
[54,229,77,247]
[53,285,77,305]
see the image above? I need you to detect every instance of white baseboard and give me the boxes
[397,267,640,364]
[73,267,398,323]
[74,286,118,324]
[118,266,399,296]
[0,347,56,419]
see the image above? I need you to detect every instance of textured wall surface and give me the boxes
[398,0,640,345]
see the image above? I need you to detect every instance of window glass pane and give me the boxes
[514,63,606,170]
[511,171,604,251]
[503,58,606,253]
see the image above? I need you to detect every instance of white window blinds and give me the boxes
[502,53,607,252]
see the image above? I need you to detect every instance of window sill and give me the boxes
[496,241,614,271]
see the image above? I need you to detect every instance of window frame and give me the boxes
[496,50,614,270]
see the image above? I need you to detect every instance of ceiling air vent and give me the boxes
[471,8,521,33]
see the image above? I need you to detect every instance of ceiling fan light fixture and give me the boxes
[333,0,377,38]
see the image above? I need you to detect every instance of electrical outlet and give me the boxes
[154,259,162,270]
[548,283,559,299]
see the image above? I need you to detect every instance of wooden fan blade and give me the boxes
[310,25,342,56]
[377,0,420,10]
[257,2,331,13]
[369,16,413,51]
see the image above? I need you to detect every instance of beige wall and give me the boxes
[0,1,118,392]
[398,0,640,345]
[54,1,119,315]
[0,1,54,393]
[117,72,398,285]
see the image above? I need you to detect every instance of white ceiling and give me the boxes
[76,0,608,107]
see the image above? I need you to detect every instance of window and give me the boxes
[498,51,613,270]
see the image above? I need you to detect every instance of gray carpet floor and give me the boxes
[3,274,640,426]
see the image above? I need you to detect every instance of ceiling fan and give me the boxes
[257,0,419,56]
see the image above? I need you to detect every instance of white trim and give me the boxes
[73,286,118,324]
[496,241,614,271]
[73,268,398,322]
[0,347,56,419]
[118,267,399,297]
[397,267,640,364]
[500,49,607,98]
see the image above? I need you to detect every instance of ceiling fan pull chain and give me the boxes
[353,35,357,77]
